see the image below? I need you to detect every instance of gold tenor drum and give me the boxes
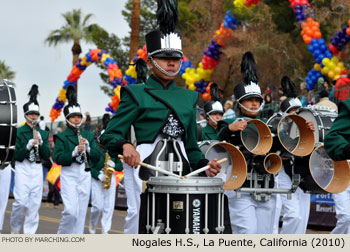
[199,141,247,190]
[295,145,350,194]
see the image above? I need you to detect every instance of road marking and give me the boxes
[5,210,124,234]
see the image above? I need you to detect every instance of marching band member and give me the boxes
[101,0,222,234]
[10,85,51,234]
[89,113,122,234]
[54,86,100,234]
[325,99,350,234]
[201,101,224,140]
[0,164,12,234]
[218,51,276,234]
[273,76,314,234]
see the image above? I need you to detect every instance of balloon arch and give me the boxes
[50,0,350,122]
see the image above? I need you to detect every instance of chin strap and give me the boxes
[150,57,182,77]
[25,115,38,126]
[207,114,218,126]
[238,101,265,114]
[66,118,83,129]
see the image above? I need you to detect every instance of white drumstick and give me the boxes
[184,158,228,178]
[117,154,181,179]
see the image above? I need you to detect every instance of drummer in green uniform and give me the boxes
[201,101,224,140]
[100,0,222,234]
[218,51,276,234]
[325,99,350,234]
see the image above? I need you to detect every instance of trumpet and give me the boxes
[32,120,41,163]
[77,128,91,172]
[103,152,115,189]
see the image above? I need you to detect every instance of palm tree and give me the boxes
[45,9,99,66]
[0,60,16,81]
[129,0,141,61]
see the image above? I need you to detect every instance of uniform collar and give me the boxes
[146,75,176,90]
[65,126,78,135]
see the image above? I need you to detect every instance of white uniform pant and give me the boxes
[331,185,350,234]
[0,165,11,231]
[225,190,276,234]
[90,175,116,233]
[57,163,91,234]
[10,160,43,234]
[275,167,310,234]
[123,135,189,234]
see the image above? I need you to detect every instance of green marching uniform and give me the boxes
[54,125,100,234]
[324,99,350,234]
[10,84,51,234]
[89,147,122,234]
[201,124,219,141]
[101,76,205,170]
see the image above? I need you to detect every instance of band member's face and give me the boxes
[288,108,298,114]
[240,97,261,117]
[207,112,223,129]
[147,57,181,83]
[68,115,82,125]
[26,113,39,122]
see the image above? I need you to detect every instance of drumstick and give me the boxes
[184,158,228,178]
[117,154,181,179]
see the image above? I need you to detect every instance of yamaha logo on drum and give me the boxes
[192,199,201,208]
[192,199,201,234]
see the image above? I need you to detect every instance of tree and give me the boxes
[0,60,15,82]
[129,0,141,61]
[45,9,100,67]
[90,27,129,97]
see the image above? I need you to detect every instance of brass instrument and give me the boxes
[103,152,115,189]
[77,128,90,172]
[32,120,41,163]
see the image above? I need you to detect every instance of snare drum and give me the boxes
[0,80,17,169]
[297,107,337,143]
[145,176,224,234]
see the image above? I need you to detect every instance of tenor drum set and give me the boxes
[0,79,17,170]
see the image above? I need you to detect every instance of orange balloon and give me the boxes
[314,31,322,39]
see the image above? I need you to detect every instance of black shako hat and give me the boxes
[145,0,183,59]
[280,76,302,113]
[23,84,40,115]
[233,51,263,103]
[63,85,82,119]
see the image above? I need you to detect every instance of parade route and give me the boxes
[2,199,126,234]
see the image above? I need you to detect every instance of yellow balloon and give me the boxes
[331,57,339,64]
[321,66,329,75]
[328,70,335,79]
[328,62,336,69]
[337,62,345,69]
[334,74,340,80]
[314,63,322,71]
[322,58,331,66]
[334,66,342,75]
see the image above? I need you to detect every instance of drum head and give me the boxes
[298,109,319,143]
[278,114,314,156]
[0,81,17,169]
[309,145,350,193]
[204,142,247,190]
[240,119,272,155]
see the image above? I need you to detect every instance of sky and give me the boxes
[0,0,129,124]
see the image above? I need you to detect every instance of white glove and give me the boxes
[107,159,115,168]
[26,139,36,151]
[98,173,106,182]
[72,145,80,157]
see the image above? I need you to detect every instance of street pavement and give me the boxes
[2,198,331,234]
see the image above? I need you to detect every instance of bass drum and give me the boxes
[294,145,350,194]
[0,80,17,169]
[297,106,338,143]
[198,141,247,190]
